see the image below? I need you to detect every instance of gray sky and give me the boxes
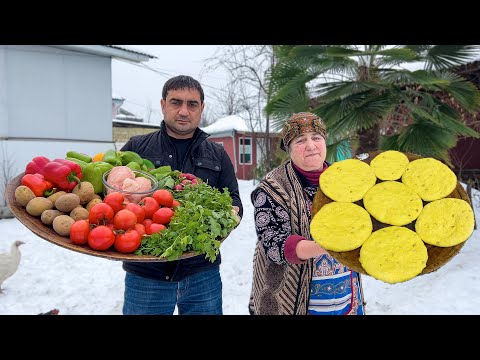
[112,45,230,125]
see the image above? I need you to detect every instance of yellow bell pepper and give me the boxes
[92,152,104,162]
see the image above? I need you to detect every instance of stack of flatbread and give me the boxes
[310,150,475,284]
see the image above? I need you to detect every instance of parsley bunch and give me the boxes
[137,182,238,262]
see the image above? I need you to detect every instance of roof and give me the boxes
[113,119,160,128]
[49,45,156,63]
[201,115,280,135]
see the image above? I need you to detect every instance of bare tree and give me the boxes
[212,81,244,116]
[203,45,277,174]
[200,105,217,128]
[145,99,153,124]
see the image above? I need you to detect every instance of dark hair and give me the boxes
[162,75,204,103]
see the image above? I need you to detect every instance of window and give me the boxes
[239,137,252,164]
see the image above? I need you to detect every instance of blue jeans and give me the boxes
[122,267,222,315]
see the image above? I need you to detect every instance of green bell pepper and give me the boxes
[82,161,114,194]
[120,151,144,166]
[142,158,155,170]
[103,149,122,166]
[126,161,142,171]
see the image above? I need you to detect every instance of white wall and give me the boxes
[0,45,116,206]
[0,45,112,141]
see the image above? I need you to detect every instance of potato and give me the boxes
[55,193,81,213]
[70,207,89,221]
[86,198,103,212]
[52,215,75,237]
[47,191,67,206]
[41,210,65,226]
[15,185,36,207]
[26,197,54,217]
[91,194,102,201]
[72,182,96,205]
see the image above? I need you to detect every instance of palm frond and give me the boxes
[325,92,395,134]
[291,45,361,58]
[267,89,310,131]
[431,72,480,112]
[396,121,458,163]
[423,45,480,71]
[326,137,354,163]
[313,80,386,100]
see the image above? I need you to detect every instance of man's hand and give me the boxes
[231,206,241,223]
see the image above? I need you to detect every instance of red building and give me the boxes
[201,115,281,180]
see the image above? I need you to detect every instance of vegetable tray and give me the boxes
[6,172,225,262]
[311,151,473,276]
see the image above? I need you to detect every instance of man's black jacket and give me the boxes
[120,122,243,281]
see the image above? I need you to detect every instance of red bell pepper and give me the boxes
[21,173,54,197]
[25,156,51,176]
[43,159,82,192]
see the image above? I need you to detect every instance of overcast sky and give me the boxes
[112,45,230,125]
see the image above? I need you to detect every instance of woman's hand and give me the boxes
[296,240,328,260]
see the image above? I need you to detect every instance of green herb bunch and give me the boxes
[136,182,239,262]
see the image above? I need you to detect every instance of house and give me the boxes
[111,94,160,150]
[113,118,160,151]
[0,45,156,208]
[201,115,281,180]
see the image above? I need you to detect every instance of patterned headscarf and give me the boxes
[280,112,327,151]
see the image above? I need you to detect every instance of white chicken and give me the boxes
[0,240,25,293]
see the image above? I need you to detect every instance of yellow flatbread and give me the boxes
[370,150,409,180]
[363,181,423,226]
[320,159,377,202]
[359,226,428,284]
[401,158,457,201]
[310,202,373,252]
[415,198,474,247]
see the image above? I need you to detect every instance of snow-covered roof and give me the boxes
[113,119,159,128]
[202,115,250,134]
[106,45,157,59]
[201,115,280,135]
[50,45,156,63]
[112,93,125,101]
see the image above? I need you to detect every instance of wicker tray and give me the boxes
[6,172,227,262]
[311,151,473,276]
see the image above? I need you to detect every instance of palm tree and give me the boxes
[266,45,480,164]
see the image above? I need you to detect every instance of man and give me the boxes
[121,75,243,315]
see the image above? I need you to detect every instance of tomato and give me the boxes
[88,203,114,225]
[140,196,159,219]
[152,207,175,225]
[87,225,115,251]
[113,209,137,231]
[114,229,141,253]
[153,189,174,208]
[103,192,125,213]
[148,223,166,235]
[70,220,90,245]
[124,203,145,223]
[142,218,153,228]
[171,199,181,208]
[133,223,146,237]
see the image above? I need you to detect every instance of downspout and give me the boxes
[232,129,237,175]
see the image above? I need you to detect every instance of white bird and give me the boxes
[0,240,25,293]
